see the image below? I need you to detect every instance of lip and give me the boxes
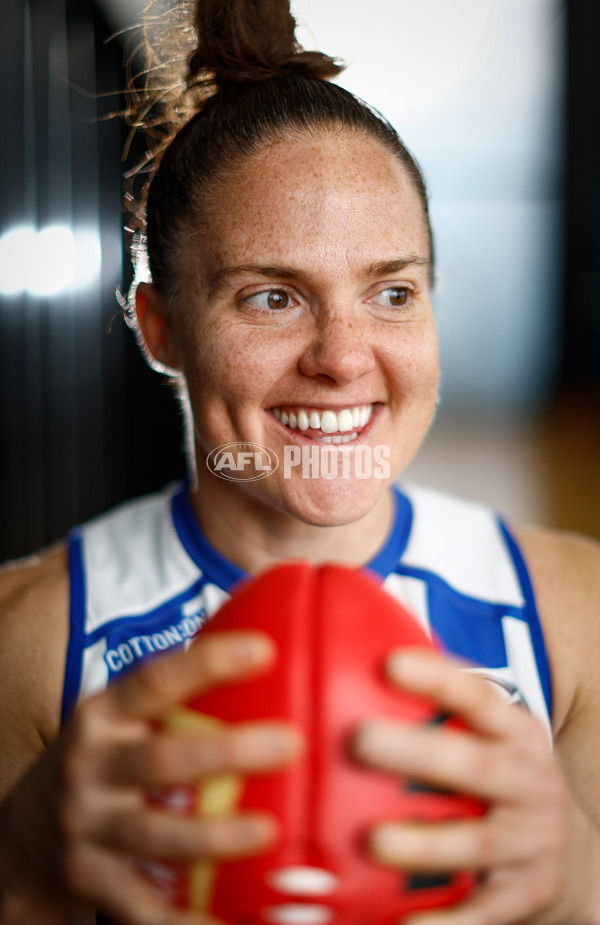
[268,403,379,413]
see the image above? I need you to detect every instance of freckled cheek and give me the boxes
[384,330,440,400]
[180,331,291,407]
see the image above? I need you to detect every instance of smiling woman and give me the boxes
[1,1,600,924]
[136,128,438,541]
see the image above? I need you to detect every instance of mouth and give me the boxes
[270,404,374,444]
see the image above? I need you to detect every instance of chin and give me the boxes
[273,475,390,528]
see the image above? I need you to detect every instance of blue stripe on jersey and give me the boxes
[172,483,413,586]
[388,532,552,719]
[84,578,209,648]
[366,488,413,578]
[392,563,513,664]
[171,487,247,592]
[85,579,211,682]
[61,532,87,725]
[498,518,553,718]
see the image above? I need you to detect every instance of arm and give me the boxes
[0,546,73,922]
[0,553,301,924]
[352,527,600,925]
[517,528,600,823]
[0,546,69,802]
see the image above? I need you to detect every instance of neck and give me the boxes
[188,477,395,575]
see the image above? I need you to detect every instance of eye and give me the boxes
[244,289,293,310]
[371,287,410,308]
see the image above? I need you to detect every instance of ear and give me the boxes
[135,282,181,371]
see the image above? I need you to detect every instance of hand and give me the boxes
[352,648,573,925]
[0,631,302,924]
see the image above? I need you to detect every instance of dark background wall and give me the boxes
[562,0,600,395]
[0,0,185,560]
[0,0,598,560]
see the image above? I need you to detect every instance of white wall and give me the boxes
[293,0,565,415]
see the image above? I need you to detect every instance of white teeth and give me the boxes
[320,410,338,434]
[337,409,353,432]
[272,405,373,435]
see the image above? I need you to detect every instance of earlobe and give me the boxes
[135,282,181,371]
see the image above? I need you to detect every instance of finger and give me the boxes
[96,808,278,861]
[386,649,544,744]
[401,865,560,925]
[367,810,556,872]
[353,718,545,803]
[109,721,303,787]
[66,843,224,925]
[100,631,275,721]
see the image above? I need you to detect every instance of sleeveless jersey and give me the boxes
[62,482,552,736]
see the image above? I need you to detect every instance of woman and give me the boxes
[1,1,600,922]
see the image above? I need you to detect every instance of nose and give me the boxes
[297,309,375,386]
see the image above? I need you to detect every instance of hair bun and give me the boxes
[187,0,344,89]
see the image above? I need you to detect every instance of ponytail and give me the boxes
[188,0,342,88]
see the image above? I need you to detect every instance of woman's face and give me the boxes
[165,129,439,526]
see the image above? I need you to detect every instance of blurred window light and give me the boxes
[0,225,102,298]
[72,228,102,292]
[29,226,77,296]
[0,227,38,295]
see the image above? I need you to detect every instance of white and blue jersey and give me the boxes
[63,482,552,735]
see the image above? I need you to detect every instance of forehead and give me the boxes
[194,130,430,278]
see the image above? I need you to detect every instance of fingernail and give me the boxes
[230,815,275,847]
[354,720,400,762]
[387,648,427,682]
[256,727,301,759]
[230,633,273,666]
[369,823,411,861]
[239,724,300,763]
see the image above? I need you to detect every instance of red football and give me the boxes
[147,562,484,924]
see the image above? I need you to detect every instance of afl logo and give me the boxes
[206,443,280,482]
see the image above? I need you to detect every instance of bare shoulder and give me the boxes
[516,524,600,609]
[515,525,600,727]
[0,544,70,796]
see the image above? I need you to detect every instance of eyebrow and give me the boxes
[363,256,430,277]
[207,255,430,295]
